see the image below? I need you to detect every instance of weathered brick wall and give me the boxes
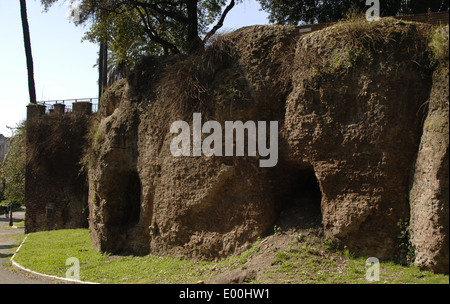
[24,107,91,233]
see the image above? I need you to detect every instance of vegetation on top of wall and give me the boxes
[430,25,449,63]
[320,14,435,77]
[25,114,90,183]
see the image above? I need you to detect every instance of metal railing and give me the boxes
[37,98,99,114]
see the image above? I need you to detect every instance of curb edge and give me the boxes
[10,234,99,284]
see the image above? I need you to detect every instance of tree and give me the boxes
[41,1,240,96]
[20,0,37,104]
[258,0,449,25]
[0,168,5,203]
[0,124,26,207]
[84,5,160,91]
[42,0,240,55]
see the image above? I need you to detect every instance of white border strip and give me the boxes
[10,234,99,284]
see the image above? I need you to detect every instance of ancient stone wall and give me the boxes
[284,20,435,260]
[87,19,449,274]
[409,26,449,274]
[24,104,91,233]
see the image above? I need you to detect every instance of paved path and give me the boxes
[0,210,54,284]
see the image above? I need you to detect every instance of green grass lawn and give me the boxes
[13,229,217,283]
[12,229,449,284]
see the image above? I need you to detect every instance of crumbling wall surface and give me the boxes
[25,113,90,233]
[410,26,449,274]
[284,20,435,259]
[88,26,300,258]
[88,19,448,272]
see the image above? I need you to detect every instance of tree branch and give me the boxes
[203,0,235,44]
[131,0,189,24]
[133,2,180,54]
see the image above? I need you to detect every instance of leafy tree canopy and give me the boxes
[258,0,449,25]
[41,0,241,61]
[0,124,25,205]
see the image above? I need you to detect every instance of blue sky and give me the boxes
[0,0,269,137]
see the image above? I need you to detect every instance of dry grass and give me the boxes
[430,25,449,63]
[155,34,236,120]
[301,14,435,78]
[25,113,90,179]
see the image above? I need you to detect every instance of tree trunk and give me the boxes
[98,42,108,99]
[98,43,104,99]
[19,0,37,104]
[102,43,108,93]
[186,0,203,54]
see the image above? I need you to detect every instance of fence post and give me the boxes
[26,104,46,119]
[53,103,66,115]
[72,102,92,115]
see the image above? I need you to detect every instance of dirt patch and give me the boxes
[208,227,349,284]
